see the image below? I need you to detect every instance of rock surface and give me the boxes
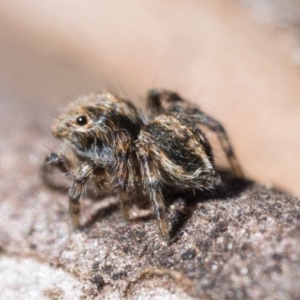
[0,101,299,299]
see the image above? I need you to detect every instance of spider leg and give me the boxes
[42,152,70,173]
[147,89,244,179]
[147,89,183,117]
[42,152,71,187]
[113,130,135,220]
[187,112,244,179]
[68,162,94,228]
[135,140,169,241]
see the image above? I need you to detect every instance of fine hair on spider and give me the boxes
[42,89,243,242]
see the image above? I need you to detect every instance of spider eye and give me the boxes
[76,115,87,126]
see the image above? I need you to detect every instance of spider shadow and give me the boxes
[81,195,154,229]
[166,169,253,242]
[81,199,120,229]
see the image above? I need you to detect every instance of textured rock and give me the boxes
[0,101,299,299]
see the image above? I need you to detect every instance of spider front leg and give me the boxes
[113,130,135,220]
[135,141,169,242]
[68,162,94,228]
[42,153,70,177]
[42,152,71,187]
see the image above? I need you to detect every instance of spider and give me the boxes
[42,89,243,241]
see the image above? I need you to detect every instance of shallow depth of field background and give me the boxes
[0,0,300,196]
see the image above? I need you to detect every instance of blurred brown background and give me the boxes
[1,0,300,196]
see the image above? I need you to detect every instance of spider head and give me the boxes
[52,94,108,151]
[52,93,133,151]
[52,102,93,137]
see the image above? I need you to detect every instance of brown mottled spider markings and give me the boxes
[42,90,243,241]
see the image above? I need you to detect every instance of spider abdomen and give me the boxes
[139,115,221,190]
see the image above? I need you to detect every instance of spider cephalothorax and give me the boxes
[43,89,243,241]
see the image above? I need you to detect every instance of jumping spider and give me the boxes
[42,89,243,241]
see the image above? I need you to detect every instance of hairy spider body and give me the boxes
[43,90,243,241]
